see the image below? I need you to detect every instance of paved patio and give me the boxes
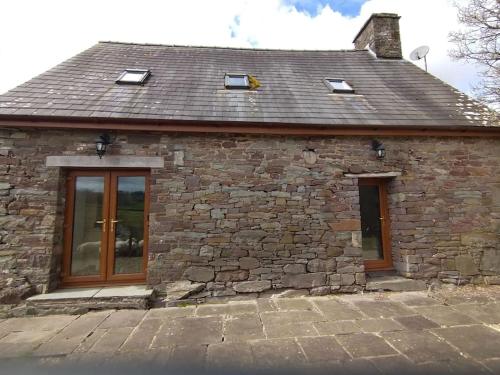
[2,287,500,374]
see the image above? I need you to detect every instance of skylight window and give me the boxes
[225,74,250,89]
[116,69,151,85]
[325,78,355,94]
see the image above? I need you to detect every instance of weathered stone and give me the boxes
[480,251,500,272]
[232,230,268,243]
[165,281,205,301]
[283,264,306,274]
[282,273,327,289]
[306,259,326,273]
[455,255,479,276]
[329,219,361,231]
[239,257,260,270]
[233,280,271,293]
[215,270,249,282]
[183,267,215,282]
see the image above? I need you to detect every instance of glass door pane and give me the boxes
[111,176,146,275]
[70,176,105,276]
[359,184,384,260]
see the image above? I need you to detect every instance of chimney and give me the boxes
[353,13,402,59]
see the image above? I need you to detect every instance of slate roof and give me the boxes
[0,42,496,128]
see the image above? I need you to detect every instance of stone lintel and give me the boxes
[344,172,401,178]
[46,155,164,168]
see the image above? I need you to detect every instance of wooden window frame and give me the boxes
[358,178,393,271]
[61,169,150,287]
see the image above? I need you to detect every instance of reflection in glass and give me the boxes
[71,177,104,276]
[113,176,145,274]
[359,185,384,260]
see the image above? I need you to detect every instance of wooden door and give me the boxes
[358,178,393,270]
[62,170,149,286]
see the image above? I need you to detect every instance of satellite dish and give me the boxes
[410,45,430,71]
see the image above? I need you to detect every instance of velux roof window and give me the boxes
[325,78,355,94]
[225,73,250,89]
[116,69,151,85]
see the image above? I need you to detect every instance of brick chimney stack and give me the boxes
[353,13,402,59]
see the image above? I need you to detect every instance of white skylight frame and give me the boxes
[324,78,355,94]
[116,69,151,85]
[225,73,250,89]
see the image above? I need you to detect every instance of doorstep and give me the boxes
[26,285,154,314]
[365,273,428,292]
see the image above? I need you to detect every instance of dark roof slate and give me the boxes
[0,42,496,128]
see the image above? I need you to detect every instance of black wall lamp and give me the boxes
[372,140,386,159]
[96,134,111,159]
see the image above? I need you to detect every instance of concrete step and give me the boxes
[26,285,154,315]
[365,276,427,292]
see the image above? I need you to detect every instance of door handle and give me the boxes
[110,219,119,232]
[96,219,107,233]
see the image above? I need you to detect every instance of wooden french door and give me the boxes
[358,178,393,270]
[62,170,149,286]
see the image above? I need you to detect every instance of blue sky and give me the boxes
[284,0,367,16]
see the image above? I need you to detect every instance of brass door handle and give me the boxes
[110,219,119,232]
[96,219,107,233]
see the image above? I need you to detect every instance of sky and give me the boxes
[0,0,479,97]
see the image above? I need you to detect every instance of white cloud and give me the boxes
[0,0,481,96]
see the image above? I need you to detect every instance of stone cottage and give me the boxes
[0,13,499,304]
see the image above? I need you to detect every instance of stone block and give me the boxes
[215,270,249,282]
[341,274,355,286]
[232,230,267,243]
[307,259,326,273]
[455,255,479,276]
[283,263,306,274]
[480,251,500,272]
[183,266,215,282]
[329,219,361,231]
[282,273,327,289]
[239,257,260,270]
[460,233,497,247]
[233,280,271,293]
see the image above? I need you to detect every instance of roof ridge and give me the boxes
[97,40,365,53]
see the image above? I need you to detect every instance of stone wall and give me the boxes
[0,127,499,301]
[353,13,402,59]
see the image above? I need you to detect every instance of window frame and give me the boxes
[224,73,250,89]
[116,69,151,85]
[324,78,355,94]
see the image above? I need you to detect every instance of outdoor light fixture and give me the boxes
[95,134,111,159]
[372,140,386,159]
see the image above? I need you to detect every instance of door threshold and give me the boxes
[28,285,153,301]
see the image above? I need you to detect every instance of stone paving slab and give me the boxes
[265,321,318,339]
[432,325,500,360]
[381,330,462,363]
[452,303,500,324]
[412,305,478,326]
[297,336,350,362]
[223,314,265,342]
[144,305,195,320]
[356,318,405,333]
[250,338,307,368]
[3,288,500,373]
[88,327,134,353]
[207,342,254,368]
[312,299,366,320]
[98,309,146,329]
[313,320,361,335]
[196,302,257,316]
[120,318,162,351]
[153,316,223,347]
[393,315,440,330]
[6,315,77,332]
[336,333,398,358]
[353,301,415,318]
